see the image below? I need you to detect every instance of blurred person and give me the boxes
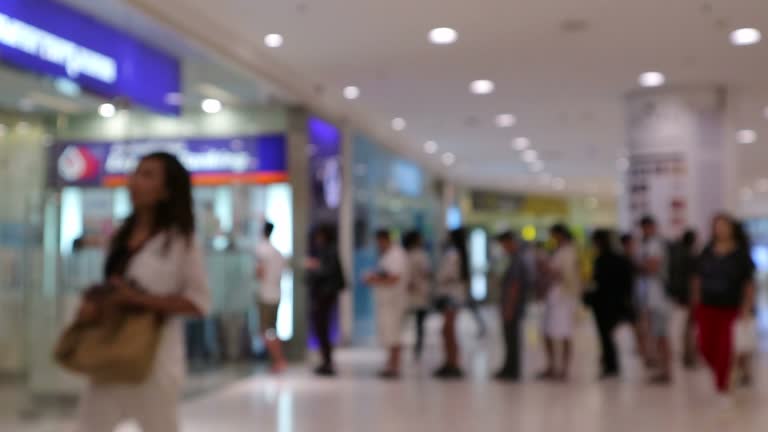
[539,224,581,381]
[494,231,529,382]
[364,229,409,379]
[306,225,346,376]
[637,216,672,384]
[434,227,470,379]
[667,229,699,368]
[692,213,755,397]
[254,221,287,373]
[403,230,432,360]
[620,233,648,362]
[533,241,551,301]
[586,229,633,379]
[75,153,210,432]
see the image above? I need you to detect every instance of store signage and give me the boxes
[0,0,180,114]
[49,135,288,187]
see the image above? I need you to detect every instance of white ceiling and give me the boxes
[67,0,768,199]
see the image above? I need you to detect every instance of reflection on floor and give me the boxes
[9,307,768,431]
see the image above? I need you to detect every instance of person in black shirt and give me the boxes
[586,230,633,379]
[494,231,528,381]
[306,226,346,376]
[692,213,755,396]
[667,230,699,368]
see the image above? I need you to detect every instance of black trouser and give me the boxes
[501,317,522,378]
[594,307,620,374]
[414,308,428,358]
[312,295,338,367]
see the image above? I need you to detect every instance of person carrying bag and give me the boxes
[61,152,211,432]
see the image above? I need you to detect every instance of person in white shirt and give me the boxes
[539,224,581,381]
[638,215,672,384]
[255,221,287,373]
[75,152,211,432]
[403,231,432,360]
[364,229,409,379]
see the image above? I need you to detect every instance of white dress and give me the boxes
[75,231,211,432]
[543,244,581,340]
[372,246,409,348]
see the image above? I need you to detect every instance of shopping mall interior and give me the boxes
[1,0,768,431]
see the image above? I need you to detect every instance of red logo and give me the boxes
[58,146,99,182]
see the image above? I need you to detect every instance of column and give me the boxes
[624,86,728,238]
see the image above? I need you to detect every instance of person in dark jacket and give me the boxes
[667,230,698,368]
[587,229,633,379]
[306,225,346,376]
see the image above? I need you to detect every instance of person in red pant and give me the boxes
[692,213,755,402]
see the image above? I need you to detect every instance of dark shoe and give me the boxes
[739,374,753,387]
[494,369,520,382]
[434,365,464,379]
[378,369,400,380]
[314,365,336,377]
[536,369,555,381]
[599,370,619,380]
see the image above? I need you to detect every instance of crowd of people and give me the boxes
[63,150,759,430]
[360,214,759,404]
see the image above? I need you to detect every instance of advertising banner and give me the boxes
[49,134,288,188]
[0,0,180,114]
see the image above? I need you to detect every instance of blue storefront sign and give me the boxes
[0,0,180,114]
[49,135,288,187]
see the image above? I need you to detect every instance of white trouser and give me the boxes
[74,373,180,432]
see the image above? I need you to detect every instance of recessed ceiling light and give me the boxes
[638,71,665,88]
[470,80,495,95]
[616,157,630,171]
[730,28,762,46]
[429,27,458,45]
[201,98,222,114]
[495,113,517,128]
[343,86,360,100]
[424,140,439,154]
[737,129,757,144]
[98,103,116,118]
[512,137,531,151]
[441,152,456,166]
[552,177,566,190]
[529,160,544,172]
[264,33,284,48]
[391,117,406,131]
[521,149,538,163]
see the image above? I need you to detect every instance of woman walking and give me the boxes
[75,153,210,432]
[692,213,755,399]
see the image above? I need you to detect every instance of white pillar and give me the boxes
[624,86,727,238]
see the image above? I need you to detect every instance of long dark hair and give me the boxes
[449,227,470,283]
[109,152,195,258]
[709,212,750,251]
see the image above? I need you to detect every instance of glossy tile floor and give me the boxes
[10,308,768,431]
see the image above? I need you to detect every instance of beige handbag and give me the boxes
[54,303,164,385]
